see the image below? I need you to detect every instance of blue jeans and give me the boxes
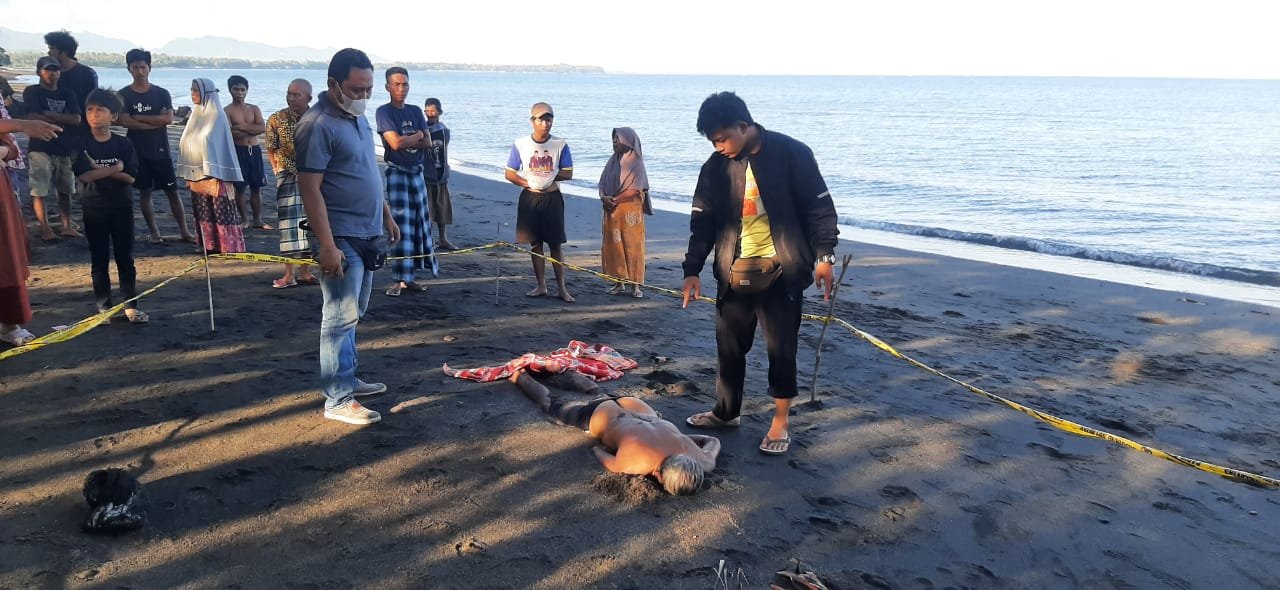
[319,238,374,410]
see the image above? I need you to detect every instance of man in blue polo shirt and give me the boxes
[296,48,401,425]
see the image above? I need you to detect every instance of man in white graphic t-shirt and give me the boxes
[504,102,575,302]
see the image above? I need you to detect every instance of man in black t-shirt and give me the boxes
[23,56,83,240]
[74,89,147,323]
[44,31,97,151]
[118,49,195,244]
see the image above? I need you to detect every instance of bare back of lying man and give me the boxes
[511,370,720,495]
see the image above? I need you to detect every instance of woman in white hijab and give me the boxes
[598,127,652,298]
[179,78,245,253]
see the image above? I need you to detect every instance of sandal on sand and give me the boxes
[147,234,164,245]
[606,283,626,295]
[0,327,36,346]
[632,288,644,298]
[686,411,739,428]
[298,276,320,285]
[385,284,403,297]
[759,435,791,455]
[404,281,428,293]
[272,278,298,289]
[125,309,150,324]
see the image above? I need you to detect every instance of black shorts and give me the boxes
[234,145,265,190]
[515,189,566,245]
[548,395,619,431]
[133,157,177,192]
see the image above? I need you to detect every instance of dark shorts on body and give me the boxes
[233,145,265,190]
[133,157,178,191]
[515,189,566,245]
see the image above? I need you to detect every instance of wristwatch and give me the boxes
[817,254,837,264]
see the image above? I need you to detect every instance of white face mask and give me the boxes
[335,87,368,117]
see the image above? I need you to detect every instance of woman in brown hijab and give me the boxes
[598,127,652,298]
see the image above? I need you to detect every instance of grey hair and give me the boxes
[660,454,704,495]
[288,79,313,96]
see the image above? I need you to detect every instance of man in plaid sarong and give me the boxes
[265,79,317,288]
[375,67,437,296]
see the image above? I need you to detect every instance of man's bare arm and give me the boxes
[555,169,573,181]
[242,106,266,135]
[504,168,529,188]
[381,130,425,152]
[31,111,81,126]
[592,446,621,472]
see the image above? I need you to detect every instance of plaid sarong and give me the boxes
[385,164,438,281]
[276,172,309,254]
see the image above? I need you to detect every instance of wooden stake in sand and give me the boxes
[810,254,852,403]
[494,222,503,305]
[196,223,216,332]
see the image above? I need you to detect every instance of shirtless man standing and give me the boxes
[511,370,720,495]
[224,75,269,229]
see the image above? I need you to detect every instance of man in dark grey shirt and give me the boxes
[296,48,401,425]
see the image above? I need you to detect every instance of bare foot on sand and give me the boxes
[181,233,198,243]
[60,227,83,238]
[557,289,575,303]
[527,286,548,297]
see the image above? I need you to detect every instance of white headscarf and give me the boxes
[178,78,243,182]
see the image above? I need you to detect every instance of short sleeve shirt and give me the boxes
[506,135,573,193]
[295,92,384,238]
[265,107,300,175]
[22,85,81,155]
[375,103,429,168]
[73,134,138,209]
[118,84,174,161]
[423,122,450,184]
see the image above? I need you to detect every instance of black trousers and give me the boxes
[713,280,803,421]
[83,207,137,310]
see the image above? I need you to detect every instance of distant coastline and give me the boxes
[4,51,605,74]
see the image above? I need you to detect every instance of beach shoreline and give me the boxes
[0,130,1279,588]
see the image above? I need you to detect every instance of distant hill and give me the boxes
[0,28,603,74]
[0,27,138,53]
[157,36,386,63]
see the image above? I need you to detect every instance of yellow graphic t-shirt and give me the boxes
[739,162,777,258]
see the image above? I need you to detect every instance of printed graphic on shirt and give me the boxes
[507,135,573,192]
[739,162,776,258]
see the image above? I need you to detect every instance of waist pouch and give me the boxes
[729,256,782,295]
[340,235,389,271]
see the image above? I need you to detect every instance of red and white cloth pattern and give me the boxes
[443,341,638,383]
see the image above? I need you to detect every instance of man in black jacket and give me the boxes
[681,91,839,456]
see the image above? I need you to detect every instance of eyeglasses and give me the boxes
[531,114,554,122]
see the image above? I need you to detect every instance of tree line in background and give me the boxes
[4,50,603,73]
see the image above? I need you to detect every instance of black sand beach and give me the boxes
[1,130,1279,589]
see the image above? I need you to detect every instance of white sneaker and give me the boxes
[324,400,381,425]
[353,379,387,397]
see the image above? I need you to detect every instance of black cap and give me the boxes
[36,56,60,72]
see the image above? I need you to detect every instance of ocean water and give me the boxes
[75,69,1280,287]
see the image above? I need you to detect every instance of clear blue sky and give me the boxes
[3,0,1276,78]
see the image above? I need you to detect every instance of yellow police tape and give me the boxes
[512,243,1280,489]
[4,241,1276,488]
[0,260,206,362]
[208,242,503,266]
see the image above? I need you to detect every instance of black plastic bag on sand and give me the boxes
[770,559,830,590]
[81,468,147,533]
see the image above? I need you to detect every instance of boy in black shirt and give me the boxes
[74,89,147,323]
[24,56,82,240]
[118,49,194,244]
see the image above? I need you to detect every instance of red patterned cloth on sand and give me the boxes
[443,341,637,382]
